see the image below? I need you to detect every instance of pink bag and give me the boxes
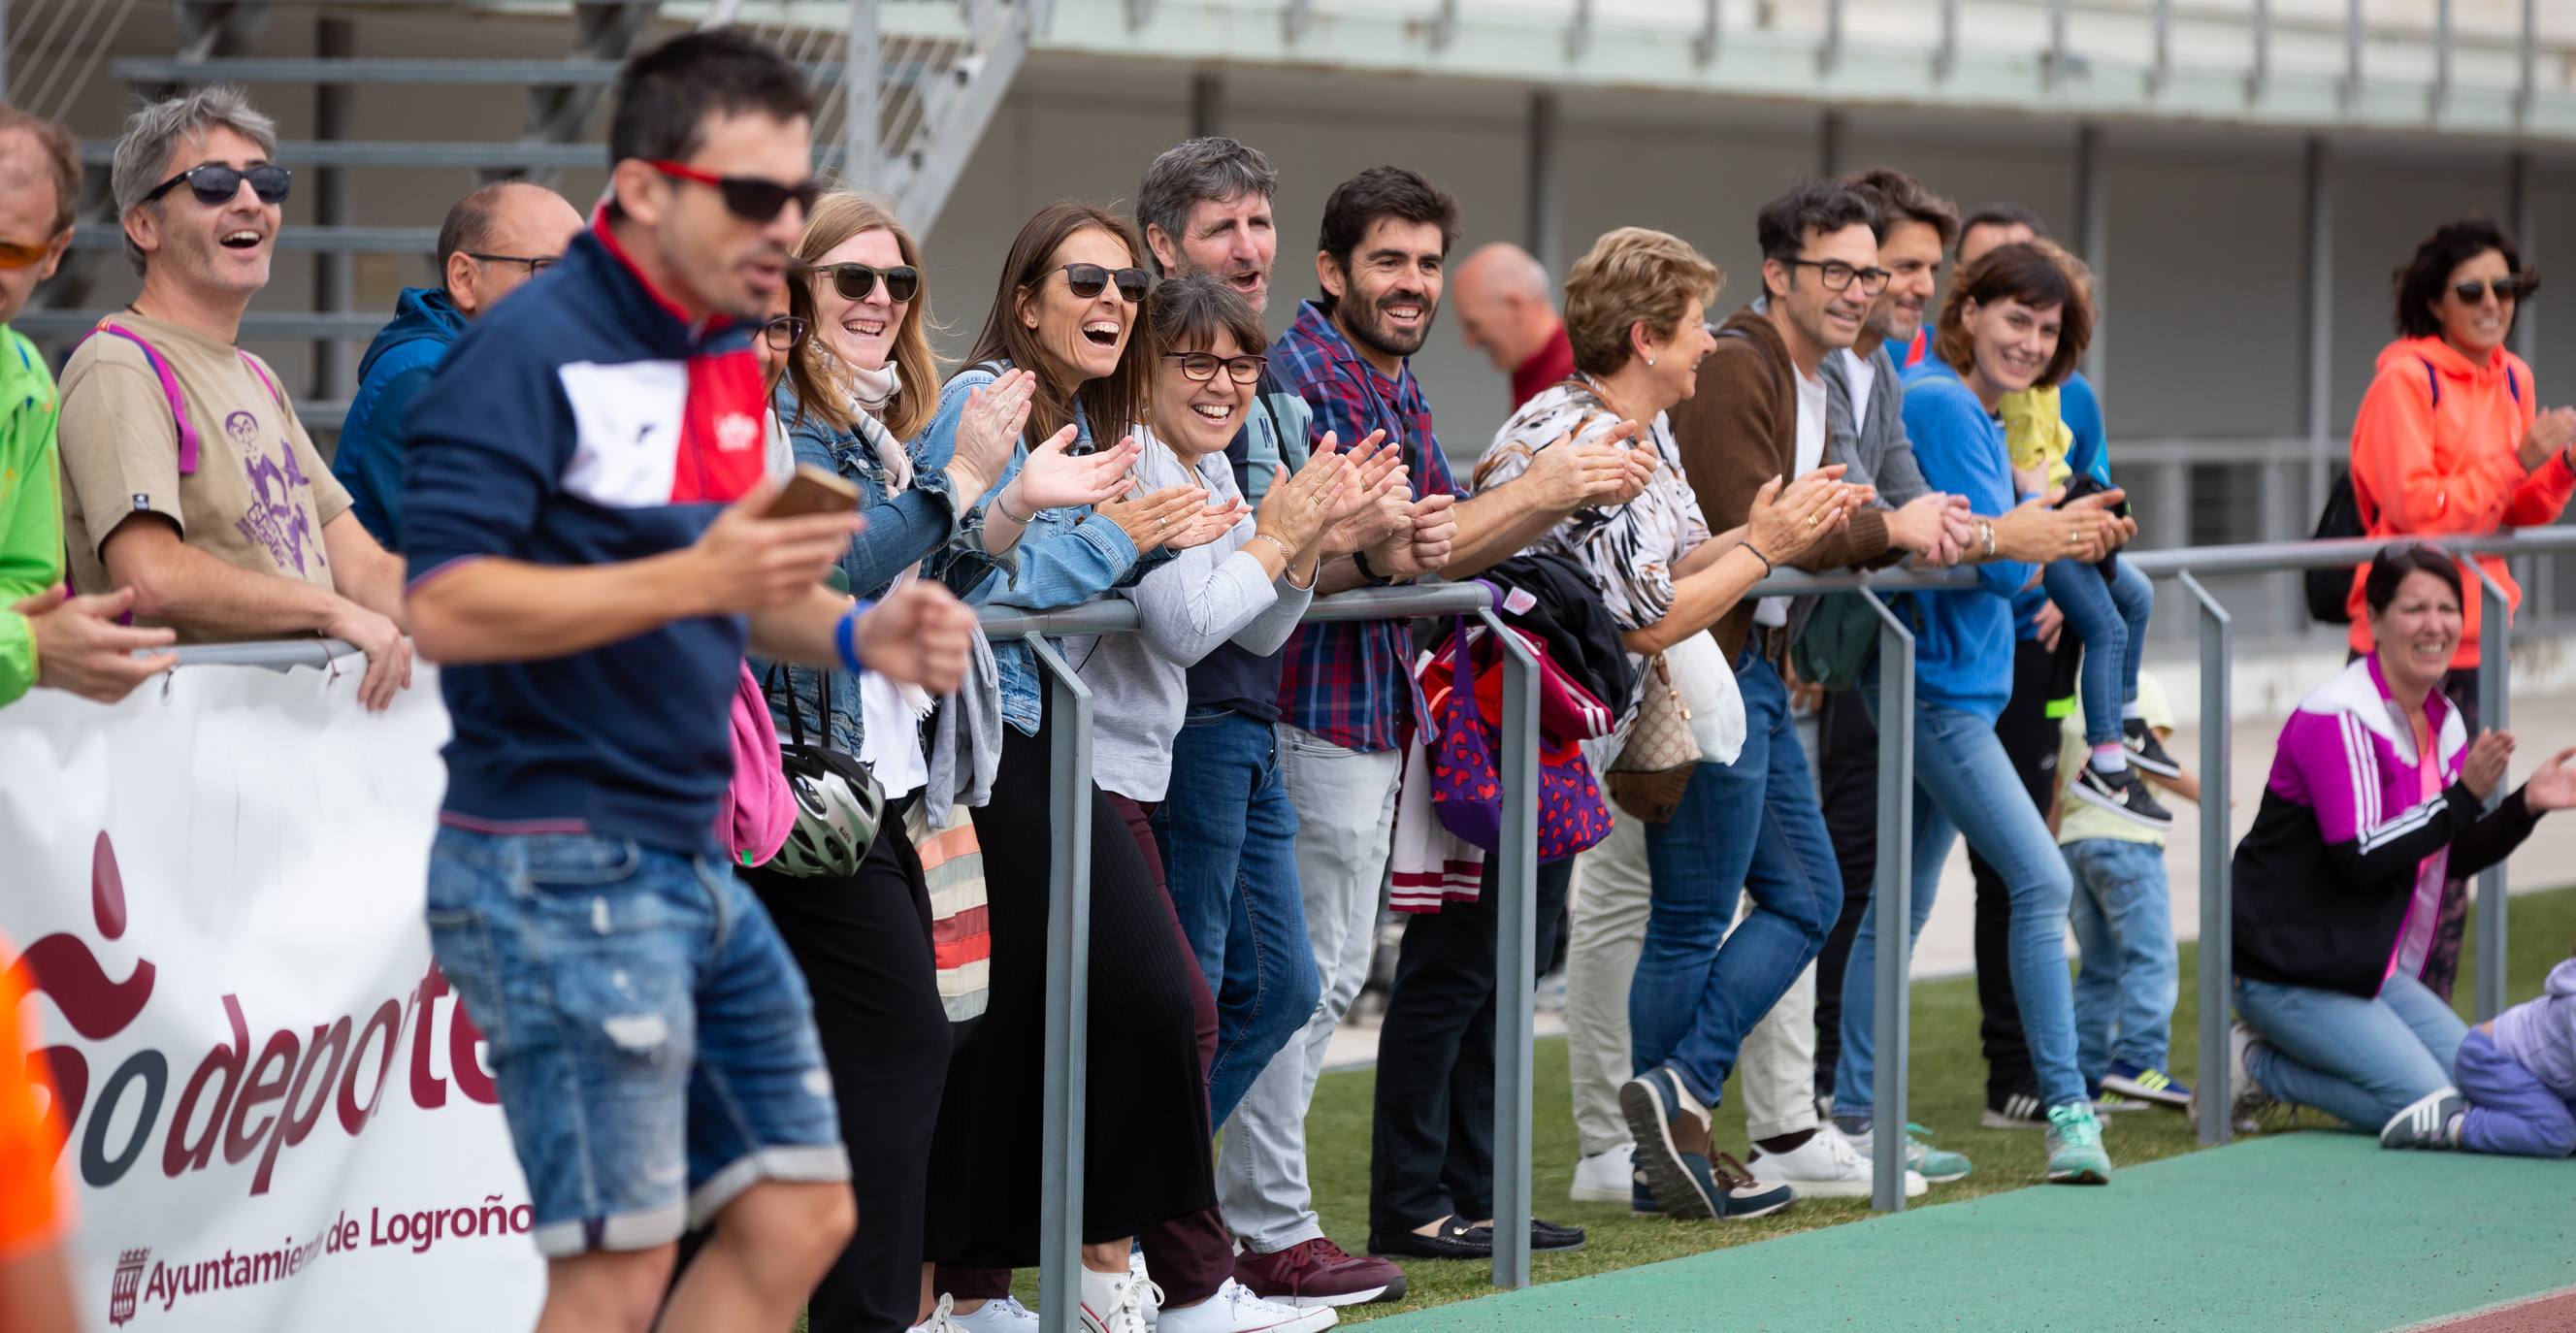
[719,663,796,865]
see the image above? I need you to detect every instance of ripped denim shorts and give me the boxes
[424,826,847,1257]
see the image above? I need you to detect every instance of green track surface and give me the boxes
[1362,1133,2576,1332]
[1298,884,2576,1326]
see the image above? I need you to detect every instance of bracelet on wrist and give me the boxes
[1977,519,1998,560]
[995,484,1033,526]
[1353,545,1396,587]
[834,598,877,675]
[1252,531,1295,565]
[1739,541,1774,576]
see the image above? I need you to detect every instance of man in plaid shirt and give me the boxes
[1229,165,1655,1268]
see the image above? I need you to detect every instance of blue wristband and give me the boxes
[834,599,876,675]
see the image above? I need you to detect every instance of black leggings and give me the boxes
[739,801,954,1333]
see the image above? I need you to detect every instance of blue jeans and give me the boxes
[2233,971,2466,1132]
[1153,708,1322,1129]
[424,827,848,1257]
[1836,691,2086,1118]
[2064,837,2178,1082]
[2043,554,2152,747]
[1631,652,1841,1110]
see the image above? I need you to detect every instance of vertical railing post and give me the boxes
[1861,590,1914,1213]
[1027,635,1093,1326]
[2177,571,2234,1146]
[1483,606,1539,1290]
[2475,566,2512,1021]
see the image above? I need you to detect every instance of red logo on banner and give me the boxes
[8,832,499,1198]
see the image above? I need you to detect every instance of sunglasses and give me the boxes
[800,261,920,305]
[1162,350,1266,386]
[762,315,808,351]
[141,162,292,208]
[467,251,558,276]
[0,237,63,271]
[648,161,820,223]
[1050,262,1150,304]
[2452,276,2535,305]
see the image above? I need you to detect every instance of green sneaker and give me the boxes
[2044,1102,2112,1185]
[1834,1120,1972,1185]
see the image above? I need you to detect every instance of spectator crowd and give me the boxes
[4,26,2576,1333]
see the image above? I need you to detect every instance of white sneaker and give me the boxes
[1156,1278,1338,1333]
[938,1293,1039,1331]
[1082,1273,1162,1333]
[1132,1248,1159,1328]
[1750,1128,1926,1199]
[1570,1143,1636,1203]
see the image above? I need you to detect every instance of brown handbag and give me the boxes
[1605,652,1700,823]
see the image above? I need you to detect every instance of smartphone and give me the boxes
[2053,472,2132,521]
[765,464,863,519]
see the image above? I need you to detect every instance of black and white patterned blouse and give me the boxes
[1471,379,1712,634]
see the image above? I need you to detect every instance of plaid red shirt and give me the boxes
[1270,300,1461,753]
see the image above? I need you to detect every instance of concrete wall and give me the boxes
[14,12,2575,541]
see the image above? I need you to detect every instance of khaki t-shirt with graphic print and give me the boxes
[55,312,350,640]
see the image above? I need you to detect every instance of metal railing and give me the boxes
[150,526,2576,1286]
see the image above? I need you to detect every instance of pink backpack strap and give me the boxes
[81,322,288,477]
[86,321,201,476]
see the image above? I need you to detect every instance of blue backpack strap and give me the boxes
[2510,365,2522,405]
[2423,358,2441,409]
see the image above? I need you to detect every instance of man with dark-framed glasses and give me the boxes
[337,179,583,549]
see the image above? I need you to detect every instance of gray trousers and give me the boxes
[1215,725,1403,1252]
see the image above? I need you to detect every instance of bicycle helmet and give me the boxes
[772,742,883,878]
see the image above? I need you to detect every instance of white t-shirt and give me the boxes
[1841,347,1878,432]
[1758,367,1832,628]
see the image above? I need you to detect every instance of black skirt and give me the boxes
[923,709,1217,1264]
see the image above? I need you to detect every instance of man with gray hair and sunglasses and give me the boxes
[54,85,412,709]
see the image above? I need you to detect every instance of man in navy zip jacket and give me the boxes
[400,31,971,1333]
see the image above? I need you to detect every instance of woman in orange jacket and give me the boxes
[2345,217,2576,998]
[2349,218,2576,674]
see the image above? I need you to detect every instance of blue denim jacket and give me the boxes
[927,361,1153,735]
[753,378,962,757]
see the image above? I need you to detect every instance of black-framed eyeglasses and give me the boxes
[799,261,921,305]
[1162,350,1266,385]
[647,160,820,224]
[2453,276,2536,305]
[466,251,558,276]
[761,315,808,351]
[1784,257,1892,296]
[141,162,291,208]
[1049,262,1150,304]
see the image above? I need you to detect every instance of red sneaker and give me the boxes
[1233,1238,1407,1309]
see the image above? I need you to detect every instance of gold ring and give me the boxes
[1807,513,1820,527]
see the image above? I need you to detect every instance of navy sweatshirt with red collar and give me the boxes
[402,220,770,853]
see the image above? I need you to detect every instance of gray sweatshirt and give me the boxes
[1817,341,1935,510]
[1067,433,1314,802]
[2492,957,2576,1097]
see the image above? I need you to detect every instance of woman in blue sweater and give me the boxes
[1833,242,2132,1185]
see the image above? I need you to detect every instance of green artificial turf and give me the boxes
[1300,884,2576,1323]
[802,885,2576,1330]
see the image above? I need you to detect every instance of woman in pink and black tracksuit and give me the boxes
[2227,543,2576,1141]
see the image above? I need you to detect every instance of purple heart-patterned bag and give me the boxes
[1424,618,1612,864]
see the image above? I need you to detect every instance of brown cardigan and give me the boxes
[1667,304,1896,663]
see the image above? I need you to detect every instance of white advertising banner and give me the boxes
[0,661,546,1331]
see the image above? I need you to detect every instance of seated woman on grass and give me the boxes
[2226,542,2576,1143]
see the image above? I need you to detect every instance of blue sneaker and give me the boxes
[1620,1065,1716,1219]
[2103,1061,2193,1110]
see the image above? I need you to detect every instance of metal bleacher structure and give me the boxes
[3,0,2575,646]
